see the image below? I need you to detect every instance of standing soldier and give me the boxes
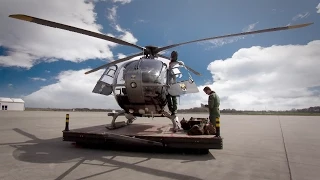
[203,86,221,137]
[167,51,184,116]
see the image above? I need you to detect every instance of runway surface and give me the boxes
[0,111,319,180]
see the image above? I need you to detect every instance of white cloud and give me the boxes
[106,6,138,44]
[23,69,120,109]
[112,0,132,5]
[0,0,137,69]
[29,77,46,81]
[179,40,320,111]
[117,53,127,59]
[292,12,310,21]
[204,22,259,49]
[107,6,118,22]
[85,0,132,5]
[286,12,310,27]
[242,22,259,32]
[271,9,284,13]
[134,19,149,24]
[22,41,320,111]
[317,3,320,13]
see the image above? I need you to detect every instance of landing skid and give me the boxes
[106,110,136,130]
[106,121,127,130]
[106,110,181,132]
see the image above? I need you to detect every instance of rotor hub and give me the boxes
[144,46,159,56]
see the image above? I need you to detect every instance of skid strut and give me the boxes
[106,111,137,130]
[107,110,181,132]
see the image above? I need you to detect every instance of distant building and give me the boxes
[0,97,25,111]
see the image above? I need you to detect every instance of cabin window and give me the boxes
[99,65,118,85]
[104,65,117,78]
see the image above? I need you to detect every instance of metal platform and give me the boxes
[62,122,223,150]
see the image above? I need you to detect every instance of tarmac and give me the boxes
[0,111,319,180]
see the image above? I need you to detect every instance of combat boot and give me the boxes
[204,124,216,135]
[180,118,191,130]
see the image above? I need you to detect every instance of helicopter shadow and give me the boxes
[6,128,215,180]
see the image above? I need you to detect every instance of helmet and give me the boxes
[171,51,178,61]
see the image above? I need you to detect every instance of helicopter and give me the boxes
[9,14,313,132]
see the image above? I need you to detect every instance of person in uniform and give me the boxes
[166,51,185,115]
[203,86,221,137]
[166,51,179,115]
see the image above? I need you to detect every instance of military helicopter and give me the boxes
[9,14,313,131]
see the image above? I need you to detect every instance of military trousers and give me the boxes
[166,94,177,113]
[209,107,220,135]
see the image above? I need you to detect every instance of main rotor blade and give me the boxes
[183,64,202,76]
[9,14,144,51]
[85,52,143,74]
[156,22,313,53]
[158,54,201,76]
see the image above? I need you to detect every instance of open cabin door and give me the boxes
[167,64,199,96]
[92,65,118,96]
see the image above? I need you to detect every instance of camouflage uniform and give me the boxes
[208,91,220,136]
[167,61,178,115]
[166,51,179,115]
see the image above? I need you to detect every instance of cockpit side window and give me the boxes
[157,62,167,84]
[116,65,126,85]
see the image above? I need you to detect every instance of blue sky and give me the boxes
[0,0,319,110]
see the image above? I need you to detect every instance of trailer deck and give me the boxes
[62,122,223,151]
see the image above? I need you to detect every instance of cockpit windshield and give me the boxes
[140,59,166,83]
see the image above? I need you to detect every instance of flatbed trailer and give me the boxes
[62,120,223,152]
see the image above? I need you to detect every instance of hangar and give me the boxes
[0,97,25,111]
